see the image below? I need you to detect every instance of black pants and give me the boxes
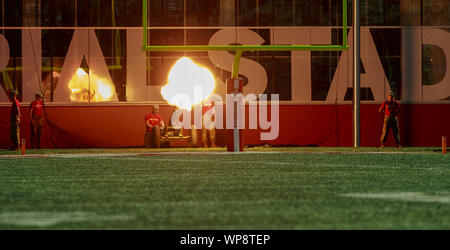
[10,119,20,149]
[380,116,400,145]
[144,127,161,148]
[31,116,43,149]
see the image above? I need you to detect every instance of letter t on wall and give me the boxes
[272,28,331,101]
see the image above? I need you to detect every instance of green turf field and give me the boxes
[0,147,449,229]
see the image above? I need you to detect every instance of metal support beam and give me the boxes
[353,0,360,148]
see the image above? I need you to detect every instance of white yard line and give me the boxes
[341,192,450,204]
[0,151,280,159]
[0,212,133,227]
[0,150,438,159]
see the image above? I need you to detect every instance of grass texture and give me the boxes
[0,147,449,229]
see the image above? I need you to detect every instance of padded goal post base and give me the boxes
[226,78,244,152]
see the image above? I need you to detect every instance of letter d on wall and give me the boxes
[423,29,450,100]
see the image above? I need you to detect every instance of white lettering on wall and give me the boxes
[0,27,449,103]
[126,29,164,102]
[327,28,391,101]
[401,28,422,101]
[22,30,42,102]
[272,28,331,101]
[208,29,268,100]
[422,28,450,100]
[54,29,118,102]
[0,33,10,102]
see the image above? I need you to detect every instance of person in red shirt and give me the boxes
[8,90,21,151]
[144,105,165,148]
[29,93,45,149]
[379,91,401,149]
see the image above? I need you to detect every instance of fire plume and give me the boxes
[161,57,216,111]
[68,68,115,102]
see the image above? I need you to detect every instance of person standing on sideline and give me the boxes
[9,90,21,151]
[379,91,401,149]
[202,99,217,148]
[29,93,45,149]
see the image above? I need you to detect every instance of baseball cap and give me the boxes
[35,92,44,98]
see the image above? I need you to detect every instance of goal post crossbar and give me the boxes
[142,0,348,55]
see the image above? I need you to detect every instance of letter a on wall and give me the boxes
[54,30,118,102]
[327,28,391,101]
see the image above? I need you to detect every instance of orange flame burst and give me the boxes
[161,57,216,111]
[68,68,115,102]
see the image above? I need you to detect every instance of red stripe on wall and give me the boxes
[1,104,449,148]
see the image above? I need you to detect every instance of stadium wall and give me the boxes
[1,103,449,148]
[2,1,450,149]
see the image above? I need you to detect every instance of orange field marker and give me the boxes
[443,136,447,155]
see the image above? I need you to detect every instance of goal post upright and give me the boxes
[353,0,360,148]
